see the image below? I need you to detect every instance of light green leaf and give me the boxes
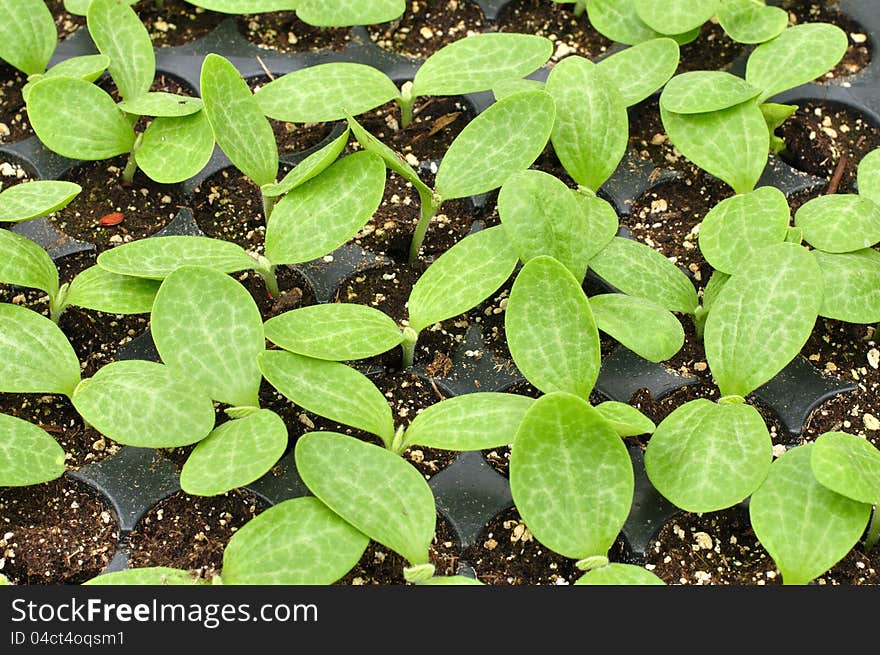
[118,93,205,117]
[256,63,400,123]
[0,413,66,486]
[296,0,405,26]
[96,236,258,280]
[84,568,205,585]
[811,249,880,323]
[0,228,58,297]
[812,431,880,505]
[660,100,768,194]
[412,33,552,97]
[705,242,821,397]
[264,303,403,361]
[258,350,395,447]
[694,268,730,336]
[589,237,699,314]
[576,563,666,585]
[43,53,111,82]
[717,0,788,44]
[0,0,56,75]
[645,398,773,512]
[546,56,627,192]
[403,392,535,451]
[222,497,369,585]
[87,0,155,102]
[795,194,880,253]
[856,147,880,206]
[152,266,265,408]
[262,128,349,198]
[65,265,160,314]
[505,256,600,398]
[434,90,555,200]
[295,431,436,566]
[587,0,662,45]
[136,111,216,184]
[418,575,484,586]
[492,78,545,101]
[27,77,135,160]
[201,53,278,187]
[594,401,656,437]
[510,392,633,559]
[161,1,292,14]
[660,71,761,114]
[0,181,82,223]
[750,444,871,585]
[72,360,216,448]
[575,195,620,261]
[407,225,519,334]
[0,303,80,396]
[596,38,680,107]
[589,293,684,363]
[746,23,849,102]
[180,409,288,496]
[634,0,718,35]
[698,186,790,274]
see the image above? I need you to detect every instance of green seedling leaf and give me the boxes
[0,303,80,396]
[27,77,136,160]
[222,497,369,585]
[0,413,66,486]
[165,1,292,14]
[762,102,798,153]
[264,303,403,361]
[403,392,535,451]
[634,0,718,35]
[795,194,880,253]
[660,71,761,114]
[296,0,405,26]
[717,0,788,44]
[811,431,880,505]
[412,33,552,97]
[259,350,395,446]
[747,23,848,102]
[574,195,620,262]
[118,92,205,117]
[97,235,258,280]
[492,78,545,101]
[0,0,56,76]
[152,266,265,407]
[645,398,773,512]
[418,575,484,586]
[295,431,436,566]
[505,256,600,398]
[256,63,401,123]
[201,53,278,187]
[594,401,656,437]
[0,229,58,297]
[84,568,205,586]
[575,563,665,585]
[264,152,385,265]
[596,38,680,107]
[87,0,155,102]
[72,360,215,448]
[705,242,821,397]
[545,56,627,192]
[589,237,699,314]
[587,0,662,45]
[0,180,82,223]
[698,185,790,274]
[262,127,349,198]
[64,0,138,15]
[407,225,519,334]
[661,100,768,194]
[694,269,730,335]
[0,574,6,585]
[589,293,684,363]
[65,265,160,314]
[856,147,880,206]
[434,90,555,200]
[510,392,633,559]
[22,54,112,103]
[180,409,288,496]
[811,249,880,323]
[136,111,216,184]
[750,444,871,585]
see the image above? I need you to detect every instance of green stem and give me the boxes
[49,283,69,324]
[390,424,407,454]
[399,82,415,129]
[253,254,280,299]
[866,506,879,551]
[408,189,442,263]
[122,133,144,184]
[401,326,418,370]
[261,190,277,223]
[573,1,586,17]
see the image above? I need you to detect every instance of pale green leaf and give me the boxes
[0,181,81,223]
[634,0,718,35]
[222,497,369,585]
[118,93,205,117]
[407,225,519,334]
[44,53,111,82]
[0,413,66,486]
[136,111,216,184]
[594,401,656,437]
[811,249,880,323]
[812,431,880,505]
[505,256,600,398]
[856,147,880,206]
[84,568,205,585]
[418,575,484,585]
[750,444,871,585]
[346,113,429,197]
[296,0,405,26]
[645,398,772,512]
[64,0,138,15]
[795,194,880,253]
[0,0,56,75]
[295,431,436,566]
[596,38,680,107]
[717,0,788,44]
[589,293,684,363]
[510,392,633,559]
[72,360,216,448]
[87,0,155,101]
[574,194,620,261]
[165,1,292,14]
[492,78,545,101]
[0,228,58,297]
[262,128,349,198]
[575,563,666,585]
[660,71,761,114]
[65,265,160,314]
[587,0,662,45]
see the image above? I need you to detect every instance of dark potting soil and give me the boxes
[134,0,227,48]
[528,143,579,188]
[232,265,316,320]
[677,20,747,74]
[45,0,86,40]
[190,167,273,252]
[127,488,267,580]
[627,96,702,180]
[366,0,487,60]
[237,11,352,53]
[495,0,613,63]
[0,64,31,145]
[0,475,118,585]
[0,157,34,190]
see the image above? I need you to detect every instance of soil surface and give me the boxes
[0,157,35,189]
[136,0,227,47]
[677,20,747,73]
[0,64,31,145]
[237,11,352,53]
[45,0,86,39]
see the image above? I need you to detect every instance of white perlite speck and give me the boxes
[867,348,879,369]
[863,413,880,431]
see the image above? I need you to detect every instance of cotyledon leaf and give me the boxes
[594,401,656,438]
[162,1,292,14]
[587,0,662,45]
[716,0,788,44]
[0,181,81,223]
[96,236,258,280]
[0,228,58,297]
[0,0,56,76]
[596,37,680,107]
[295,431,436,566]
[492,78,545,101]
[418,575,484,586]
[589,293,684,363]
[262,127,349,198]
[71,360,216,448]
[575,564,666,585]
[21,54,112,104]
[151,266,265,408]
[644,398,773,513]
[811,431,880,506]
[84,568,206,586]
[65,265,160,314]
[811,249,880,324]
[222,497,369,585]
[136,111,217,185]
[0,413,66,487]
[118,92,205,117]
[296,0,406,27]
[510,392,634,560]
[750,444,871,585]
[856,147,880,206]
[794,194,880,253]
[63,0,137,16]
[660,71,761,114]
[87,0,155,102]
[633,0,719,36]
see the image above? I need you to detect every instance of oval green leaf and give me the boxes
[118,92,204,117]
[587,0,662,45]
[84,568,205,586]
[87,0,155,102]
[589,293,684,363]
[0,413,66,486]
[0,228,58,297]
[795,194,880,253]
[296,0,405,27]
[811,249,880,323]
[136,111,216,184]
[0,0,56,76]
[811,431,880,505]
[262,127,349,198]
[575,563,666,585]
[660,71,761,114]
[717,0,788,44]
[0,181,81,223]
[418,575,484,586]
[596,37,680,107]
[633,0,718,35]
[44,53,111,82]
[856,147,880,206]
[594,401,656,437]
[65,265,160,314]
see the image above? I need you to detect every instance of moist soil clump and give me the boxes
[237,11,351,53]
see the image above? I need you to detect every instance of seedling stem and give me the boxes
[399,81,415,129]
[121,134,143,184]
[401,326,418,370]
[408,189,442,263]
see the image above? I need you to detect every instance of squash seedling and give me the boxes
[181,0,406,27]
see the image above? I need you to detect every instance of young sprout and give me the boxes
[181,0,406,27]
